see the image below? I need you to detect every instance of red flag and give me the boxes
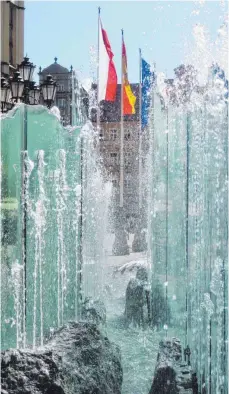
[99,19,117,101]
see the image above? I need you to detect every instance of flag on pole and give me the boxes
[98,17,117,102]
[122,37,136,115]
[141,58,155,127]
[211,64,228,100]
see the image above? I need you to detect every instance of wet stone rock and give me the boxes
[149,338,198,394]
[150,279,170,329]
[124,267,150,328]
[132,230,147,253]
[112,229,129,256]
[1,322,123,394]
[124,268,170,329]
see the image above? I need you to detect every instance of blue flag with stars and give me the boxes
[141,58,155,127]
[212,64,228,100]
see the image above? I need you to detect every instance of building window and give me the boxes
[125,152,131,165]
[110,152,118,164]
[58,84,64,92]
[124,178,131,188]
[124,130,131,140]
[57,98,65,108]
[99,130,104,139]
[110,129,117,140]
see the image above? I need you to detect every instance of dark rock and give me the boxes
[112,229,129,256]
[157,338,182,363]
[192,373,198,394]
[150,364,179,394]
[132,230,147,253]
[124,267,150,327]
[124,270,170,329]
[149,338,197,394]
[150,279,170,329]
[1,322,123,394]
[81,297,106,325]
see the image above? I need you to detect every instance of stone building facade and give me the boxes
[91,84,148,231]
[38,58,88,126]
[1,0,24,77]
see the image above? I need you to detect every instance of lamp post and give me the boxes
[18,56,35,83]
[9,70,24,103]
[40,74,57,109]
[1,76,11,113]
[0,55,56,112]
[28,82,40,105]
[16,56,36,348]
[18,56,36,104]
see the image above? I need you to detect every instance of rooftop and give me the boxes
[39,57,70,75]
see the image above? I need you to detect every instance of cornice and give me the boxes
[6,1,25,10]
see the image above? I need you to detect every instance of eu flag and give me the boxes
[212,64,228,100]
[141,58,155,127]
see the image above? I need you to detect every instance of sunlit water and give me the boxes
[99,237,184,394]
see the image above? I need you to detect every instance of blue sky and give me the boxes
[25,1,228,85]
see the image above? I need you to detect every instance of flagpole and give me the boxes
[97,6,101,132]
[139,48,142,210]
[120,29,124,208]
[71,67,74,126]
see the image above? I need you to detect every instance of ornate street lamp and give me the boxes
[1,56,57,113]
[28,81,40,105]
[1,76,11,112]
[10,71,24,103]
[18,56,36,104]
[40,74,57,109]
[18,56,35,83]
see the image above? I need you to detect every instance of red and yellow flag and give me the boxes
[122,38,136,115]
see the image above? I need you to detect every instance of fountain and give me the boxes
[148,51,228,394]
[1,12,228,394]
[0,105,110,350]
